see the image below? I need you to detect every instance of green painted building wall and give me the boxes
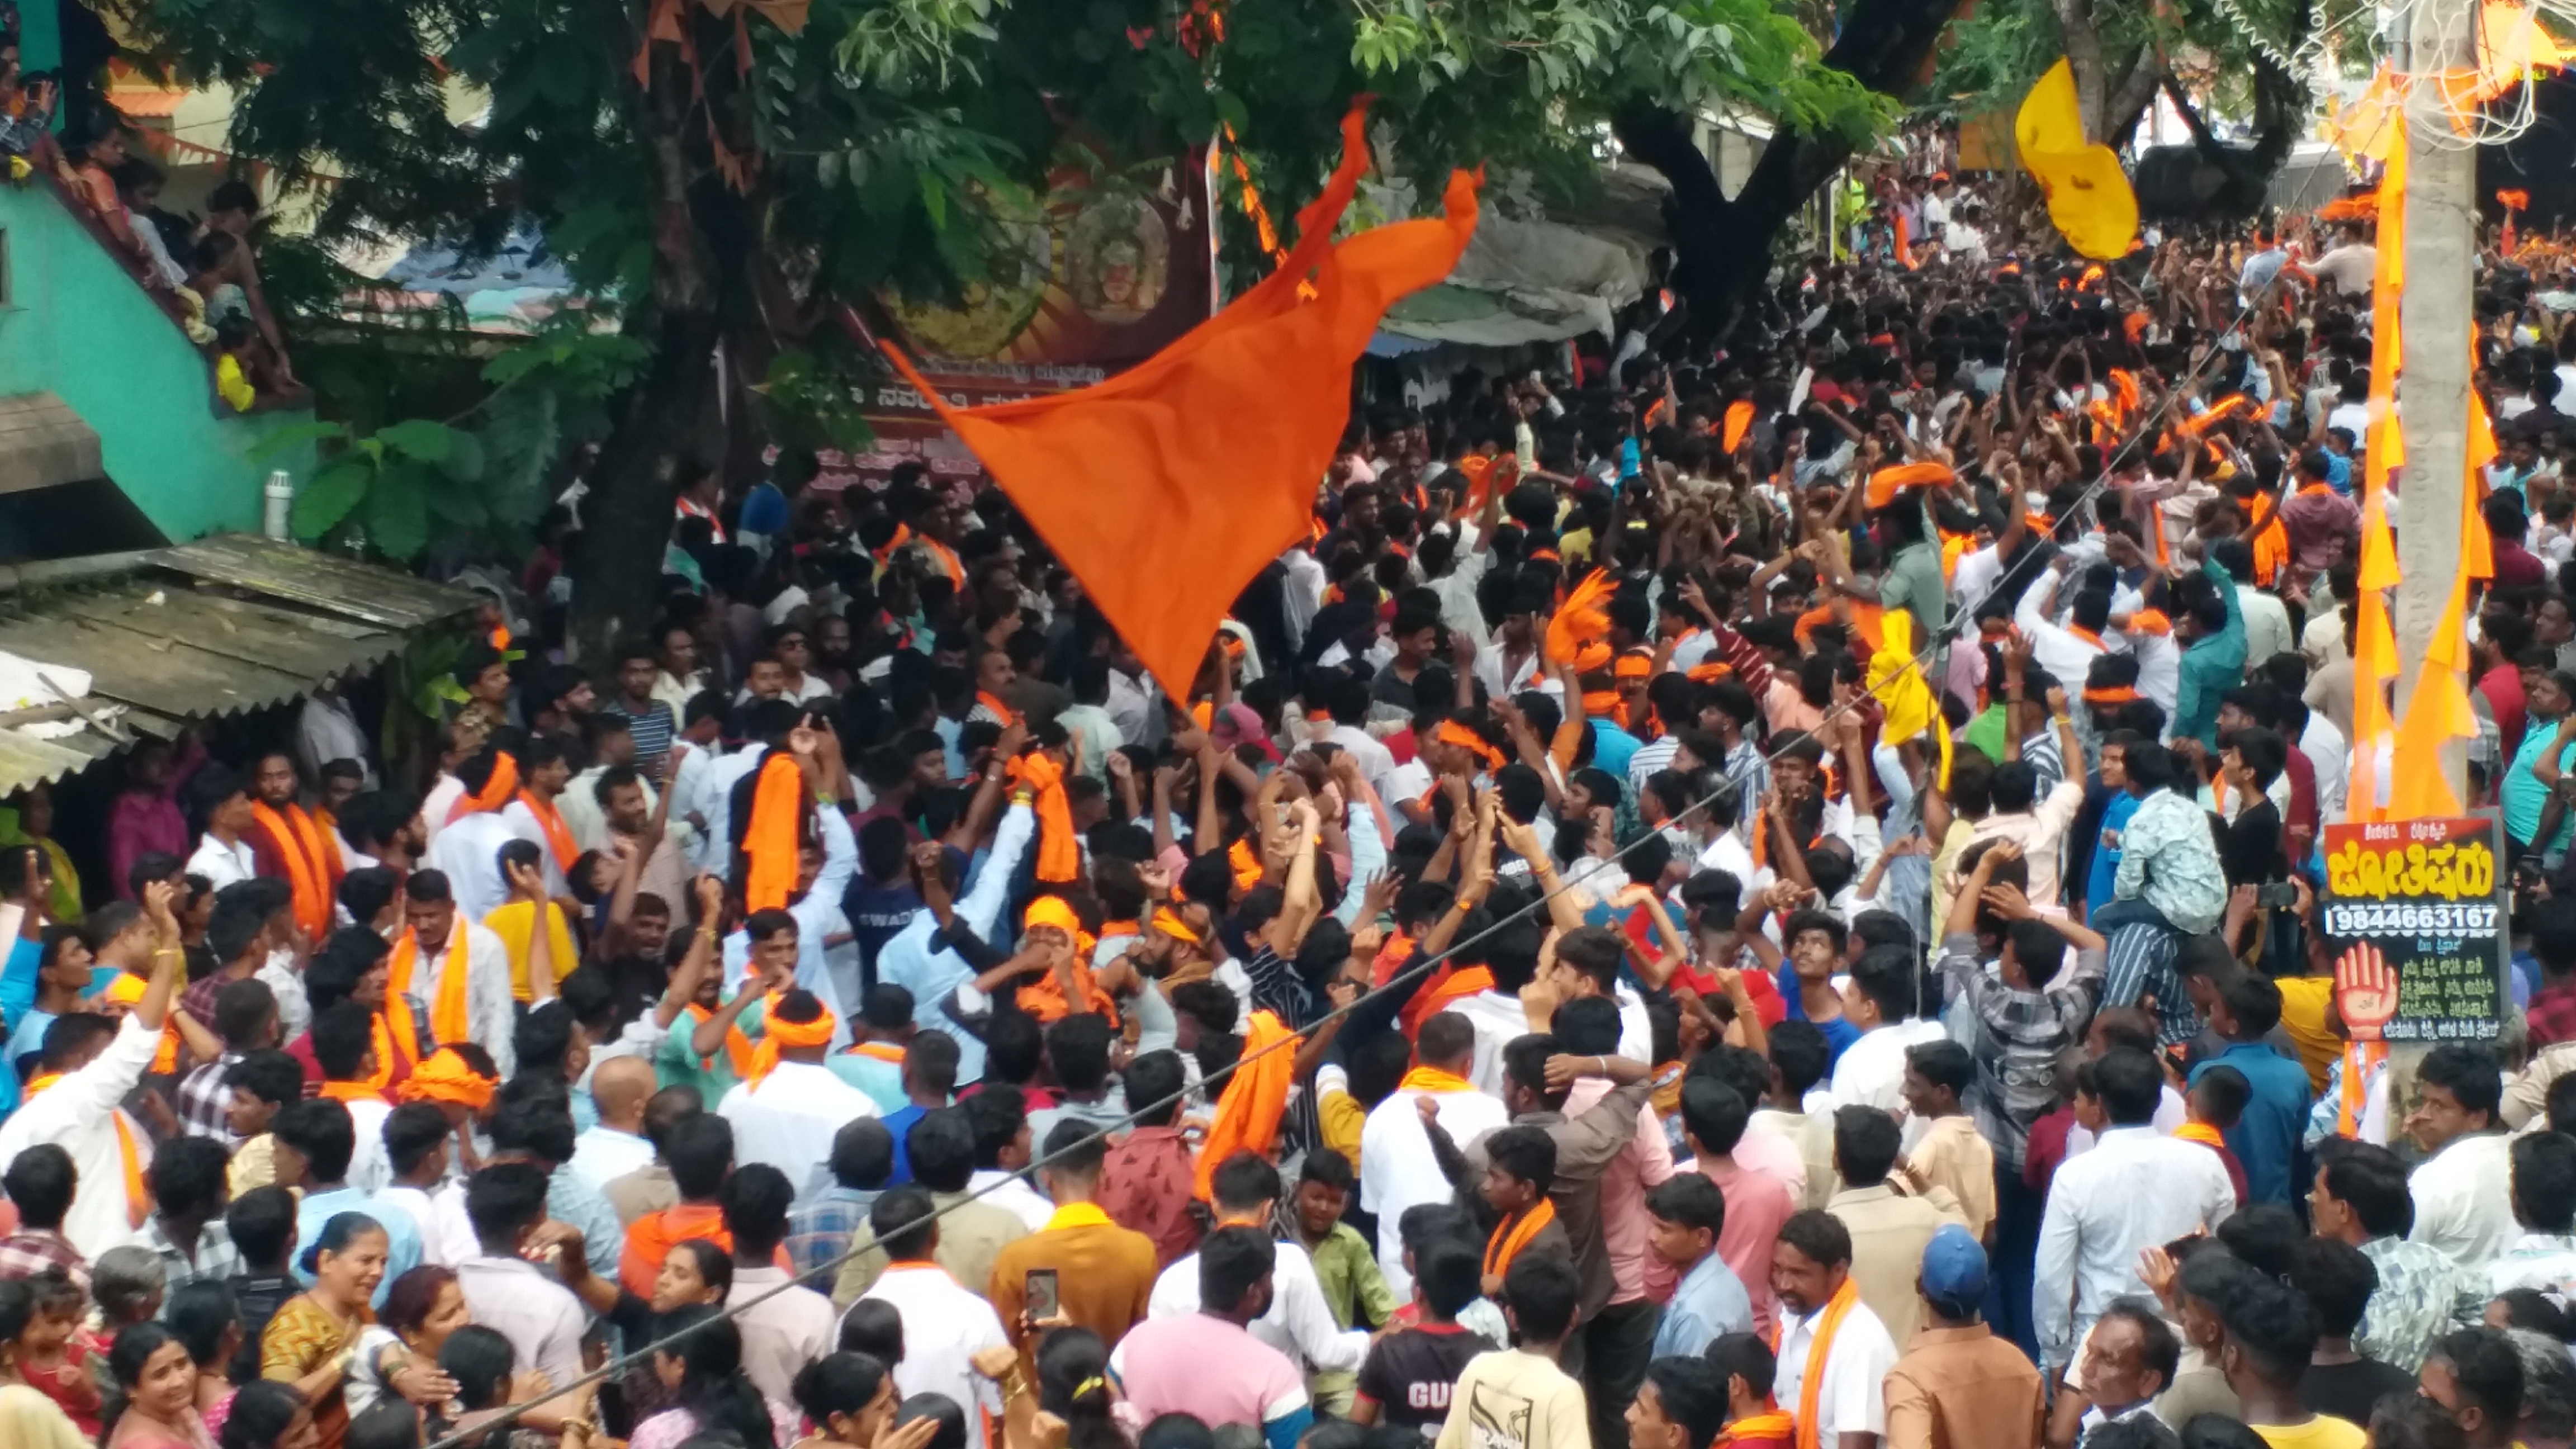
[0,179,316,541]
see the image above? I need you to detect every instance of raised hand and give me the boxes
[2334,941,2398,1043]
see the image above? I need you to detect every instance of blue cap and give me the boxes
[1919,1224,1988,1313]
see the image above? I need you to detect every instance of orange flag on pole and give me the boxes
[869,106,1481,695]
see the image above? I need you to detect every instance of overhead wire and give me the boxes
[422,268,2267,1449]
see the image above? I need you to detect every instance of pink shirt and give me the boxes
[1565,1078,1675,1306]
[1697,1157,1796,1324]
[1110,1313,1306,1432]
[1730,1120,1808,1205]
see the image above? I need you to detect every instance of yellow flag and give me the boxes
[2016,59,2140,261]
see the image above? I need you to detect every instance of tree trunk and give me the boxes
[1613,0,1971,338]
[567,309,724,664]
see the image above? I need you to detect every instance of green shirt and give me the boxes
[1878,536,1949,645]
[1308,1221,1398,1331]
[656,998,766,1102]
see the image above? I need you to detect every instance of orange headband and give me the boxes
[1613,652,1654,681]
[448,754,519,824]
[1581,689,1622,718]
[1150,905,1204,946]
[747,998,839,1087]
[399,1048,495,1111]
[1573,641,1612,674]
[1435,720,1507,773]
[2081,685,2143,705]
[1025,896,1083,938]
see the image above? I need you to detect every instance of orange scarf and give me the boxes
[1484,1198,1557,1277]
[250,800,336,941]
[447,754,518,825]
[386,930,418,997]
[317,1078,387,1106]
[920,537,966,588]
[1400,965,1494,1039]
[23,1073,148,1228]
[368,999,421,1095]
[742,752,807,913]
[977,690,1022,727]
[2175,1121,2228,1150]
[1791,1277,1861,1449]
[1012,754,1079,884]
[1195,1011,1300,1202]
[427,929,477,1046]
[2339,1042,2388,1138]
[747,998,837,1088]
[1016,898,1117,1024]
[1719,1413,1795,1446]
[515,789,578,873]
[844,1040,906,1064]
[1400,1065,1478,1095]
[685,1002,761,1080]
[102,972,183,1073]
[1227,836,1265,893]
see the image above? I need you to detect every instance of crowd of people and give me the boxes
[0,31,302,416]
[3,161,2576,1449]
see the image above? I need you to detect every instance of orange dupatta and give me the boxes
[685,1002,761,1080]
[427,929,479,1045]
[1483,1198,1557,1277]
[1789,1277,1861,1449]
[250,800,336,941]
[2174,1121,2228,1150]
[1011,754,1079,884]
[1399,964,1494,1038]
[368,998,422,1095]
[515,790,579,874]
[447,754,518,825]
[23,1073,148,1228]
[317,1078,388,1106]
[1194,1010,1300,1201]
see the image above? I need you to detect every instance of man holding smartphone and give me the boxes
[984,1118,1158,1367]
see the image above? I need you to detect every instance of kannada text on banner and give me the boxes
[2319,816,2505,1043]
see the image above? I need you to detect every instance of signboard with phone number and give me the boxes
[2319,817,2506,1044]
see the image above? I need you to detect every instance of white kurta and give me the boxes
[717,1060,881,1204]
[0,1013,160,1258]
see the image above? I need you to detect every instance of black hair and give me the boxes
[1643,1171,1727,1239]
[1210,1150,1284,1216]
[2097,1297,2181,1393]
[296,1211,387,1278]
[274,1098,358,1183]
[655,1306,780,1449]
[226,1186,297,1269]
[2090,1046,2163,1125]
[667,1111,736,1200]
[1485,1124,1558,1195]
[2317,1138,2416,1238]
[831,1118,896,1192]
[1831,1105,1902,1186]
[1705,1331,1777,1401]
[1904,1039,1971,1101]
[150,1134,231,1220]
[440,1323,518,1411]
[465,1162,551,1251]
[1198,1224,1276,1314]
[1501,1251,1580,1343]
[905,1107,977,1194]
[872,1185,939,1263]
[1775,1209,1852,1269]
[2290,1237,2380,1339]
[2429,1325,2527,1438]
[1767,1022,1830,1097]
[2419,1042,2506,1124]
[1679,1077,1750,1157]
[218,1380,309,1449]
[1640,1357,1731,1449]
[721,1162,796,1257]
[1416,1237,1483,1319]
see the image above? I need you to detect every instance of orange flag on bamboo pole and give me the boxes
[867,105,1482,695]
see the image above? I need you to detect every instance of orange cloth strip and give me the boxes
[400,1047,495,1110]
[251,801,335,941]
[742,752,807,913]
[25,1073,147,1228]
[447,754,518,825]
[1195,1010,1300,1201]
[1435,720,1507,773]
[1863,461,1952,511]
[367,1000,420,1096]
[515,790,579,874]
[1484,1199,1559,1277]
[1722,400,1755,453]
[1012,753,1079,884]
[1793,1276,1863,1449]
[684,1002,760,1080]
[746,997,836,1088]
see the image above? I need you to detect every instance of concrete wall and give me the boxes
[0,180,315,542]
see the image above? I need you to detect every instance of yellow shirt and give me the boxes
[481,900,579,1002]
[216,354,257,412]
[2252,1417,2367,1449]
[2275,976,2340,1094]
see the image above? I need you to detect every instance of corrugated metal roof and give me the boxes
[0,534,480,795]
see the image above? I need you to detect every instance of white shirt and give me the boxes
[566,1125,656,1192]
[2033,1124,2237,1366]
[372,1183,448,1265]
[856,1264,1010,1449]
[690,746,770,877]
[425,813,519,924]
[1359,1085,1510,1299]
[1771,1294,1900,1443]
[2300,713,2350,822]
[2239,590,2296,669]
[719,1061,882,1204]
[1446,990,1536,1098]
[420,774,466,846]
[729,1265,839,1405]
[1148,1237,1370,1375]
[187,835,255,891]
[0,1013,160,1258]
[1826,1019,1949,1114]
[721,806,859,1038]
[499,797,575,898]
[2410,1133,2517,1270]
[344,1097,395,1196]
[454,1254,587,1396]
[297,696,377,789]
[965,1169,1056,1233]
[417,920,516,1081]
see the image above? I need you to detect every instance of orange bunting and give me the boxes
[864,103,1481,699]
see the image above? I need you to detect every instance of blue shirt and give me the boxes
[1586,718,1641,782]
[1652,1252,1754,1358]
[877,804,1035,1084]
[2086,792,2143,916]
[2190,1040,2313,1205]
[1776,962,1864,1068]
[879,1104,929,1185]
[293,1186,425,1308]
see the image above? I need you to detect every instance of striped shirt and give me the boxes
[608,698,678,769]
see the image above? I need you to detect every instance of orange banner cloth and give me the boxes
[872,103,1481,697]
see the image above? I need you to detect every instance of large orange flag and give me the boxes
[874,106,1482,694]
